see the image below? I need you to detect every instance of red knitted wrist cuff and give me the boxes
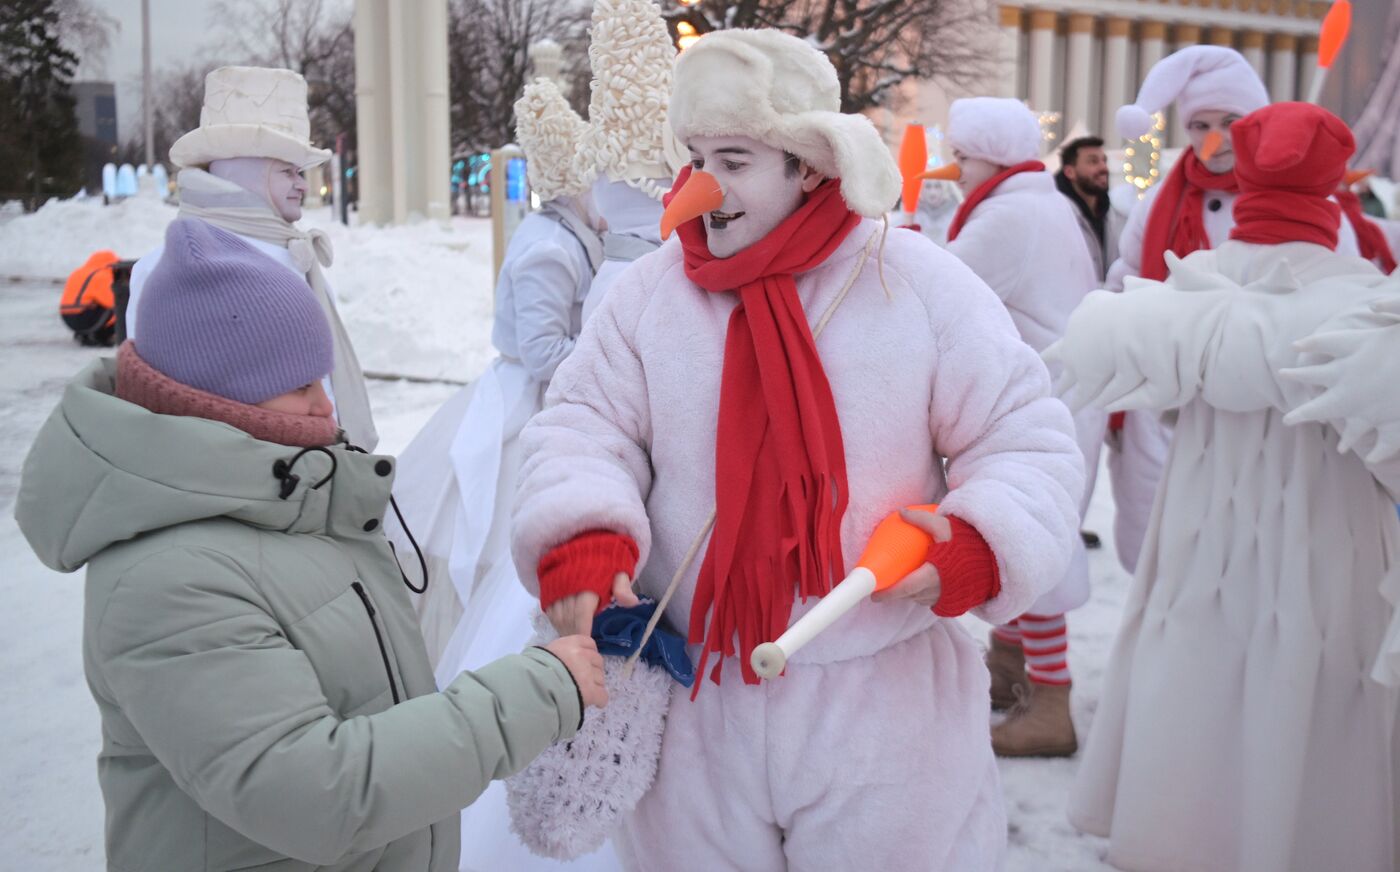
[537,530,640,612]
[927,517,1001,618]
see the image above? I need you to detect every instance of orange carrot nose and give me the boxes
[1344,168,1373,186]
[660,170,724,240]
[921,163,961,182]
[1200,130,1225,161]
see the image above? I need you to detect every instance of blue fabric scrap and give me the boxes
[591,598,695,688]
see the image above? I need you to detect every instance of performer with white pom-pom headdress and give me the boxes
[574,0,689,322]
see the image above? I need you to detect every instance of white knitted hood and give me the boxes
[946,97,1044,167]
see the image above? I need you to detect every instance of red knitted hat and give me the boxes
[1231,102,1354,197]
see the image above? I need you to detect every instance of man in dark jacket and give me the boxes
[1056,136,1124,283]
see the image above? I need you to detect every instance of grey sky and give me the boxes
[87,0,221,142]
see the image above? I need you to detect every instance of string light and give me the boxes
[1036,109,1062,146]
[1123,112,1166,195]
[676,20,701,50]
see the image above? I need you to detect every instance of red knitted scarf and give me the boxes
[1335,188,1397,272]
[946,161,1045,242]
[667,166,860,690]
[1140,150,1238,281]
[116,342,339,448]
[1230,189,1341,249]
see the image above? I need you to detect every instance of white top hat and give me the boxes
[574,0,689,201]
[169,66,332,170]
[669,29,901,219]
[515,78,594,201]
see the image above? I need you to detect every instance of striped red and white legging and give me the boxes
[992,613,1070,685]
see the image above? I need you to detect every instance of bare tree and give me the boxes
[53,0,117,77]
[210,0,356,150]
[668,0,997,114]
[447,0,590,154]
[118,60,219,165]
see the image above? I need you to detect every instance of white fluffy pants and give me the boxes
[615,625,1007,872]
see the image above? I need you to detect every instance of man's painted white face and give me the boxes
[1186,110,1242,174]
[952,150,1002,197]
[266,160,309,222]
[686,135,807,259]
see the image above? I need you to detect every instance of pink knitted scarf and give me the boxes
[115,342,339,448]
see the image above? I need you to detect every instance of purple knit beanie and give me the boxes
[136,218,333,404]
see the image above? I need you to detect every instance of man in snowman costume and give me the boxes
[940,96,1105,757]
[511,29,1083,870]
[128,66,376,449]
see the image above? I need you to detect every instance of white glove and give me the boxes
[1281,301,1400,463]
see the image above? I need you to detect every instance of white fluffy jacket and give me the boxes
[512,219,1084,670]
[948,170,1104,614]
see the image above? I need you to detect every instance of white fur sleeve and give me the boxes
[510,271,655,597]
[914,260,1085,625]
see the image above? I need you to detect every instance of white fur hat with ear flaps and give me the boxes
[669,29,901,219]
[574,0,689,200]
[1116,45,1269,142]
[514,77,594,202]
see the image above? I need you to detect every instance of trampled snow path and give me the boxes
[1,210,1123,871]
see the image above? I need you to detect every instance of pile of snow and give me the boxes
[0,197,499,383]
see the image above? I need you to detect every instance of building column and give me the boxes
[1241,30,1267,77]
[1102,17,1131,139]
[1065,13,1095,131]
[1299,35,1319,102]
[1270,33,1297,101]
[1169,24,1202,146]
[1208,26,1234,48]
[353,0,452,224]
[1028,9,1057,114]
[1000,6,1022,98]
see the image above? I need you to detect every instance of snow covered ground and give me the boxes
[0,197,1121,870]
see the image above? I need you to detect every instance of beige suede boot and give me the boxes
[991,681,1078,757]
[986,633,1030,712]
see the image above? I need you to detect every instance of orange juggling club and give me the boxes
[898,123,929,220]
[921,163,962,183]
[750,503,943,679]
[1307,0,1352,103]
[1199,130,1225,162]
[659,169,724,240]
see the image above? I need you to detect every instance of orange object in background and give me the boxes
[898,124,929,218]
[922,163,962,183]
[61,250,119,345]
[1317,0,1352,69]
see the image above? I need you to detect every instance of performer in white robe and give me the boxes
[1053,102,1400,872]
[386,77,615,872]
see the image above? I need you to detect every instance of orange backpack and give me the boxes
[61,251,119,346]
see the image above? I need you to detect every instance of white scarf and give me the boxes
[176,168,378,450]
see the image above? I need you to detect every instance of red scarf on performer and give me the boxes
[1230,189,1341,249]
[1335,189,1397,273]
[667,166,860,691]
[1139,149,1238,281]
[946,161,1045,242]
